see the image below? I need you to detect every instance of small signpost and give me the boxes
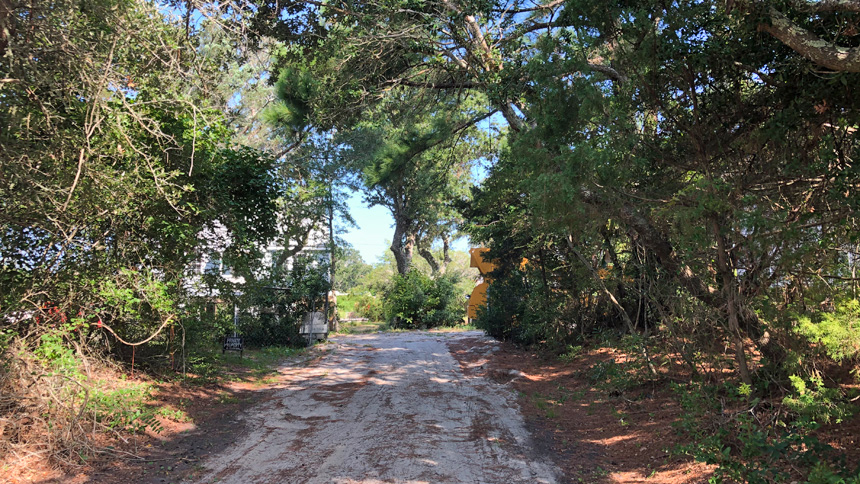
[222,303,244,357]
[299,311,328,345]
[222,333,243,357]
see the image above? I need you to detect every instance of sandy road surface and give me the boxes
[191,331,560,484]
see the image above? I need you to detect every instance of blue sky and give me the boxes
[333,111,502,263]
[341,191,470,263]
[340,191,394,263]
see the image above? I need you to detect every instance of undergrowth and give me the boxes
[0,330,165,467]
[0,328,305,470]
[550,330,860,483]
[672,377,859,484]
[184,345,305,385]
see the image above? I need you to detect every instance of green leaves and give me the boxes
[794,299,860,364]
[205,147,282,249]
[266,65,319,133]
[0,0,290,373]
[383,270,464,328]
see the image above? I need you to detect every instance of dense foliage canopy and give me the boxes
[261,0,860,378]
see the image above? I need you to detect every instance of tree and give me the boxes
[249,0,860,478]
[332,91,489,274]
[0,0,301,361]
[0,0,293,463]
[334,244,373,293]
[757,0,860,72]
[257,0,860,384]
[458,0,859,385]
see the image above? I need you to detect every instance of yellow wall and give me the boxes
[467,248,494,320]
[467,281,489,319]
[469,248,496,275]
[466,248,527,320]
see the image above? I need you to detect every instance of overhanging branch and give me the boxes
[389,79,482,89]
[760,6,860,72]
[587,63,628,83]
[790,0,860,13]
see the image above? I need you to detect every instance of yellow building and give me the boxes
[466,248,496,320]
[466,248,529,320]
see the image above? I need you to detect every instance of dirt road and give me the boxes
[191,331,560,484]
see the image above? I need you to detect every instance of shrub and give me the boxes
[473,269,530,342]
[353,294,384,321]
[383,270,464,329]
[558,344,583,363]
[673,380,858,484]
[1,331,165,467]
[473,269,572,347]
[795,299,860,364]
[239,256,330,347]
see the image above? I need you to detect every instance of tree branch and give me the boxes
[300,0,360,17]
[587,63,628,83]
[387,79,482,89]
[418,245,440,273]
[273,132,306,160]
[62,148,86,212]
[790,0,860,13]
[760,6,860,72]
[616,204,723,308]
[492,0,565,14]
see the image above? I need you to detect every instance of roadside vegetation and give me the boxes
[334,248,478,329]
[0,0,336,473]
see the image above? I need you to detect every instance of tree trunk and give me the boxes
[418,233,454,275]
[618,204,722,307]
[275,227,313,270]
[616,203,786,376]
[567,235,657,376]
[761,7,860,73]
[0,0,13,55]
[601,227,631,322]
[711,218,753,386]
[440,234,452,275]
[418,246,440,274]
[391,223,415,274]
[328,195,338,332]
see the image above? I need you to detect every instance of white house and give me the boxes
[184,220,330,297]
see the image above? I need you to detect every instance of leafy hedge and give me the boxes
[383,270,464,329]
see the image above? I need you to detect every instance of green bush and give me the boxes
[383,270,464,329]
[0,328,14,354]
[783,374,855,426]
[35,331,80,375]
[473,269,570,347]
[673,381,858,484]
[30,330,165,434]
[795,299,860,364]
[353,294,384,321]
[239,256,330,347]
[473,269,529,342]
[807,463,860,484]
[558,344,583,363]
[86,383,163,434]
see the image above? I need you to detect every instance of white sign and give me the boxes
[299,311,327,335]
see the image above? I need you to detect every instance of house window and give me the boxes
[204,257,221,274]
